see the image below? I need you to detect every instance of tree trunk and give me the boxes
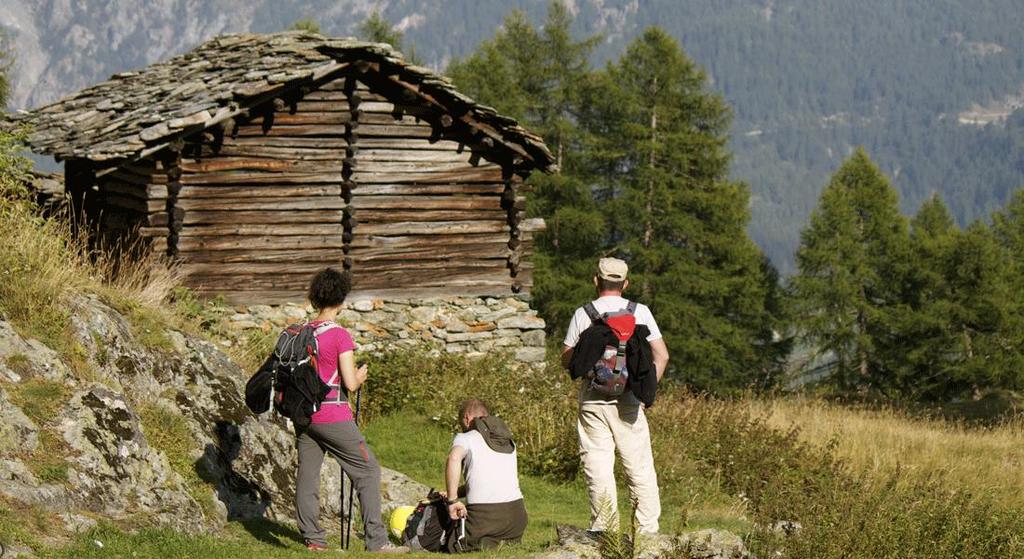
[642,88,657,302]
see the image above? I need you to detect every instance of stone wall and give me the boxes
[224,295,548,363]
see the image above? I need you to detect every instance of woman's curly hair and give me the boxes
[307,267,352,310]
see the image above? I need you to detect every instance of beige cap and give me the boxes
[597,257,628,281]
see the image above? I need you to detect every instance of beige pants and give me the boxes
[578,402,661,534]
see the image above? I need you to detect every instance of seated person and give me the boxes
[444,399,528,552]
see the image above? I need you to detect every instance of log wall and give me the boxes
[96,71,536,304]
[346,78,531,297]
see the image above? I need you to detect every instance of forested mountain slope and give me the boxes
[3,0,1023,271]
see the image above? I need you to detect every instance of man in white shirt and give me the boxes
[444,399,527,552]
[560,257,670,535]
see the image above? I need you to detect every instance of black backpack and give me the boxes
[245,322,340,431]
[400,490,454,552]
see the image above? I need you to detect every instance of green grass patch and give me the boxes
[0,495,59,551]
[137,403,217,517]
[8,378,67,425]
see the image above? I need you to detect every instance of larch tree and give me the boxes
[358,11,420,64]
[587,28,783,391]
[790,149,910,393]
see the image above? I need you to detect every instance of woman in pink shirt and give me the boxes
[294,268,407,554]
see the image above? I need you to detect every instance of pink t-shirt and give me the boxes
[309,321,356,424]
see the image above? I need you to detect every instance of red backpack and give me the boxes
[581,301,638,397]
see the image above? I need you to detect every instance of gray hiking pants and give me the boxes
[295,421,387,550]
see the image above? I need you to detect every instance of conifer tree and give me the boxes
[358,11,420,64]
[587,28,783,391]
[791,149,910,393]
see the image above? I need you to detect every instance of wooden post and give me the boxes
[503,166,522,293]
[161,147,184,257]
[342,76,359,272]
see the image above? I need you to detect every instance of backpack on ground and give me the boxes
[570,301,651,398]
[400,490,453,552]
[244,322,344,431]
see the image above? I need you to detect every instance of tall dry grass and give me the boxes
[0,130,183,358]
[749,396,1024,508]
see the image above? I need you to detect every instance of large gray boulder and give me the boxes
[0,294,427,550]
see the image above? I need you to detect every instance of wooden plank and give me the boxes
[108,168,168,186]
[351,167,503,184]
[177,248,344,264]
[198,144,346,161]
[247,112,352,126]
[177,235,345,251]
[353,209,506,222]
[301,90,351,101]
[350,184,503,196]
[181,171,343,185]
[100,180,167,200]
[355,124,433,139]
[348,242,511,261]
[349,138,462,151]
[226,136,350,149]
[351,259,509,272]
[180,261,343,276]
[179,184,343,198]
[293,101,353,112]
[356,150,472,163]
[180,158,305,173]
[351,160,498,173]
[179,223,341,237]
[353,221,509,236]
[352,229,512,244]
[182,210,344,225]
[234,124,349,137]
[353,196,501,210]
[176,196,347,211]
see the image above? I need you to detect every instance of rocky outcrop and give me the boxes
[220,295,547,363]
[533,525,753,559]
[0,294,428,550]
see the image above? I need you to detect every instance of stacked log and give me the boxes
[345,79,521,297]
[173,78,351,301]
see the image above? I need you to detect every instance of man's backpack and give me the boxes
[575,301,641,397]
[244,322,342,431]
[400,490,454,552]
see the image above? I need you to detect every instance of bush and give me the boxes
[362,347,580,479]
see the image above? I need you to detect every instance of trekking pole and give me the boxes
[344,387,363,549]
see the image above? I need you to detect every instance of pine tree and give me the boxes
[791,149,910,393]
[588,28,783,391]
[358,11,420,64]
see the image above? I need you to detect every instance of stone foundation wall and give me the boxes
[224,296,548,363]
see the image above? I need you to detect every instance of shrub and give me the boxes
[362,347,580,479]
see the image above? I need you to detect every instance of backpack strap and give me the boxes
[625,300,638,315]
[312,321,349,406]
[583,303,603,323]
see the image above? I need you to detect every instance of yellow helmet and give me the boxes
[389,506,416,539]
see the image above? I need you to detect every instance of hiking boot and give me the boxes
[304,541,328,552]
[371,542,410,554]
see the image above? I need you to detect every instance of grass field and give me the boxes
[750,396,1024,509]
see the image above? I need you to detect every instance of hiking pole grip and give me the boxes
[344,387,363,549]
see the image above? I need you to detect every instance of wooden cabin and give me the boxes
[5,32,555,304]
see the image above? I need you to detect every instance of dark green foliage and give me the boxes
[357,11,420,64]
[790,149,910,393]
[450,9,785,392]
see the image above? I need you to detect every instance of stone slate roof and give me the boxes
[3,31,555,172]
